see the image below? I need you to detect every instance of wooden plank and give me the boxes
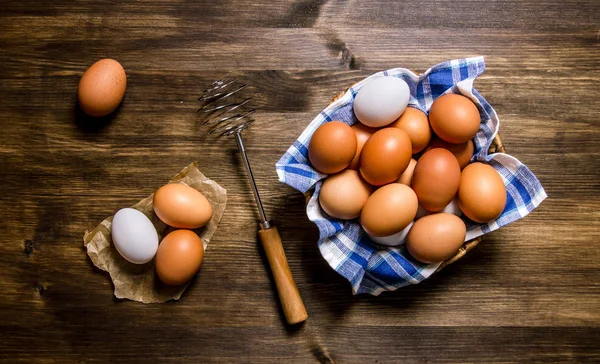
[1,0,598,31]
[0,0,599,362]
[0,25,598,71]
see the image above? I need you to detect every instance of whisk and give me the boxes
[198,78,307,325]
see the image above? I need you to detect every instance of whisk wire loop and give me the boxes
[197,79,255,137]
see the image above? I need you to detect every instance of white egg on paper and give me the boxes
[111,208,159,264]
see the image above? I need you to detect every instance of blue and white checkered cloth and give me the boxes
[276,57,547,295]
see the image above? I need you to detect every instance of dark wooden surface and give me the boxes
[1,0,599,362]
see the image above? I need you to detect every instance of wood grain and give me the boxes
[0,0,599,362]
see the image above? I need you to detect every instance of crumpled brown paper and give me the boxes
[83,162,227,303]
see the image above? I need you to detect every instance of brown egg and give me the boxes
[348,124,377,170]
[308,121,357,174]
[397,158,417,186]
[458,162,507,223]
[155,230,204,285]
[319,170,372,219]
[77,59,126,117]
[360,183,418,237]
[359,128,412,186]
[429,94,480,144]
[406,213,466,264]
[153,183,213,229]
[412,148,461,212]
[390,107,431,154]
[425,137,474,169]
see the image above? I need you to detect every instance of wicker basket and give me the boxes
[306,88,506,272]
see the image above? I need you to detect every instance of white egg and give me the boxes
[353,76,410,128]
[368,222,413,247]
[111,208,159,264]
[415,198,463,220]
[442,197,463,217]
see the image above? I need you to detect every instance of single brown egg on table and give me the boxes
[319,170,372,220]
[411,148,461,212]
[360,183,418,237]
[153,183,213,229]
[425,137,474,169]
[429,94,480,144]
[406,213,466,264]
[77,59,126,117]
[155,230,204,286]
[458,162,507,223]
[390,107,431,154]
[348,124,377,170]
[308,121,357,174]
[359,128,412,186]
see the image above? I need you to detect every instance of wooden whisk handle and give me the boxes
[258,225,307,325]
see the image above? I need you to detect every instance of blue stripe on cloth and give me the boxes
[283,165,317,179]
[276,57,546,295]
[512,171,533,205]
[460,59,469,80]
[293,141,308,157]
[504,191,517,215]
[416,81,425,102]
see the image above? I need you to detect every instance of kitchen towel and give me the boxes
[276,57,547,295]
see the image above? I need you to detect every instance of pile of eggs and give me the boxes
[111,183,213,285]
[309,77,507,264]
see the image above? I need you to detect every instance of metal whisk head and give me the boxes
[197,77,270,228]
[197,78,256,136]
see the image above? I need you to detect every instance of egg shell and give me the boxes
[442,197,463,217]
[359,128,412,186]
[360,183,418,237]
[111,208,159,264]
[425,137,474,169]
[153,183,213,229]
[415,205,429,220]
[458,162,507,223]
[406,213,467,264]
[77,59,126,117]
[368,222,413,247]
[412,148,461,212]
[348,124,377,170]
[319,170,372,220]
[390,107,431,153]
[416,198,462,220]
[308,121,357,174]
[353,77,410,128]
[397,158,417,186]
[155,230,204,286]
[429,94,480,144]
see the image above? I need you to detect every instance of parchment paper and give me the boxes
[83,162,227,303]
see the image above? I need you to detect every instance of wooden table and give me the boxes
[1,0,599,362]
